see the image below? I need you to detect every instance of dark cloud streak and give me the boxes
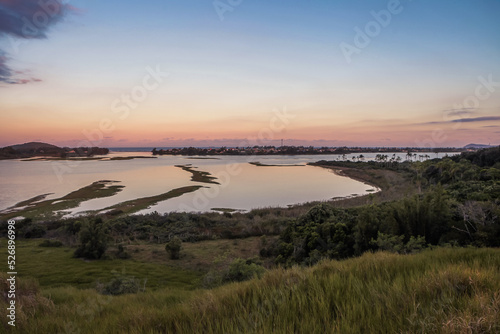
[421,116,500,125]
[442,108,476,117]
[0,0,75,84]
[455,116,500,123]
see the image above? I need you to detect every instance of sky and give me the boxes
[0,0,499,148]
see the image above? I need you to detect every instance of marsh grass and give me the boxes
[175,165,220,184]
[0,181,124,220]
[98,185,204,216]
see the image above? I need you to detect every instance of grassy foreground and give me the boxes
[2,247,499,333]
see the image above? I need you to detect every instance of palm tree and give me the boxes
[406,151,413,162]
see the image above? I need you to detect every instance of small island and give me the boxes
[0,142,109,160]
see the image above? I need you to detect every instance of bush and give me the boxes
[370,232,405,253]
[202,270,223,288]
[370,232,427,254]
[97,276,144,295]
[116,244,131,259]
[404,235,427,254]
[74,218,109,259]
[203,258,265,288]
[223,258,265,282]
[22,224,46,238]
[165,236,182,260]
[63,220,82,235]
[38,239,63,247]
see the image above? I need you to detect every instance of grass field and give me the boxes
[2,247,499,333]
[0,239,201,291]
[0,236,269,289]
[126,236,273,270]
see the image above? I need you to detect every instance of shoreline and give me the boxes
[312,164,383,192]
[1,161,413,221]
[308,161,416,207]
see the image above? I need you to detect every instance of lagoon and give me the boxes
[0,151,456,216]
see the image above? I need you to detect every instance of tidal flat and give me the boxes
[1,153,385,218]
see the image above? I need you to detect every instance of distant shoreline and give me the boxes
[0,142,109,160]
[151,146,466,157]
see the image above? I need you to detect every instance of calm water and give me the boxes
[0,151,457,215]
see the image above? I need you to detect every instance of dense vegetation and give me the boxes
[276,147,500,265]
[0,146,499,332]
[452,145,500,167]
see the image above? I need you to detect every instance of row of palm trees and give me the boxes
[405,153,432,162]
[334,153,432,163]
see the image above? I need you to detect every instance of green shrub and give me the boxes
[370,232,427,254]
[203,258,265,288]
[96,276,144,295]
[224,258,265,282]
[165,236,182,260]
[74,218,109,259]
[116,244,131,259]
[22,224,46,238]
[38,239,63,247]
[404,235,427,254]
[370,232,405,253]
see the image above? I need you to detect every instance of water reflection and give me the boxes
[138,164,374,214]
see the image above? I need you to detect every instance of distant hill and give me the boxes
[0,142,109,159]
[10,142,62,151]
[464,143,492,149]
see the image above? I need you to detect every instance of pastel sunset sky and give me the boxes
[0,0,499,148]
